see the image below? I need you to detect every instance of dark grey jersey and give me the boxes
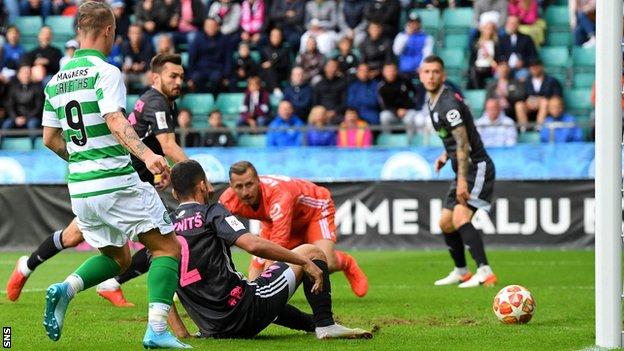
[427,86,489,172]
[172,202,252,335]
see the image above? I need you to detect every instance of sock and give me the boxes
[97,278,121,291]
[64,273,84,300]
[302,259,334,328]
[442,231,467,269]
[148,302,171,335]
[115,247,151,285]
[73,254,122,290]
[457,223,489,267]
[333,250,351,273]
[273,304,316,332]
[26,230,64,272]
[147,256,179,305]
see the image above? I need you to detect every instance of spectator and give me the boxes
[188,18,228,93]
[305,0,337,31]
[306,105,337,146]
[269,0,305,50]
[300,18,338,56]
[1,65,43,132]
[238,75,271,128]
[0,1,10,36]
[473,0,508,29]
[232,42,259,88]
[259,28,292,93]
[208,0,241,51]
[363,0,401,39]
[570,0,596,47]
[240,0,266,47]
[175,108,202,147]
[24,25,63,78]
[53,0,77,17]
[121,24,155,92]
[334,37,359,76]
[174,0,206,46]
[155,0,181,33]
[59,39,78,69]
[156,34,176,55]
[19,0,52,19]
[337,0,368,47]
[359,22,394,76]
[2,26,25,74]
[337,107,372,147]
[111,0,130,42]
[516,58,562,126]
[134,0,160,37]
[313,59,347,123]
[346,63,381,125]
[204,109,236,146]
[267,100,304,146]
[498,15,537,81]
[540,96,583,143]
[393,12,433,79]
[295,37,325,84]
[284,66,313,119]
[468,21,499,89]
[475,98,518,147]
[485,59,526,121]
[507,0,545,46]
[378,62,418,135]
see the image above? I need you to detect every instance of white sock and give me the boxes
[455,266,468,275]
[17,256,32,277]
[97,278,121,292]
[148,303,171,335]
[477,265,492,276]
[64,274,84,300]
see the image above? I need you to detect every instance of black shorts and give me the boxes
[215,262,297,338]
[444,158,495,212]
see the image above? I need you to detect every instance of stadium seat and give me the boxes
[540,47,570,74]
[546,32,572,47]
[376,133,409,147]
[544,6,569,32]
[413,8,441,38]
[13,16,43,42]
[463,89,486,117]
[443,33,469,50]
[192,118,209,130]
[270,93,282,111]
[216,93,245,117]
[442,8,474,34]
[126,94,140,112]
[518,131,541,144]
[572,47,595,72]
[237,134,267,147]
[180,52,189,68]
[564,89,593,119]
[34,137,46,149]
[438,48,467,77]
[573,72,594,89]
[179,93,215,117]
[1,137,32,151]
[410,133,424,146]
[45,16,76,42]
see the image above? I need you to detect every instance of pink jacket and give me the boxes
[508,0,539,25]
[241,0,265,35]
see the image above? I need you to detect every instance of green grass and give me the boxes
[0,250,598,350]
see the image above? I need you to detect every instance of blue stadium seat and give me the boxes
[45,16,76,42]
[442,8,474,34]
[376,133,409,147]
[1,137,33,151]
[572,47,595,72]
[179,93,215,117]
[564,89,592,119]
[544,6,569,33]
[216,93,245,117]
[572,72,594,89]
[463,89,486,117]
[237,134,267,147]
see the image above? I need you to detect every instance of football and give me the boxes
[493,285,536,324]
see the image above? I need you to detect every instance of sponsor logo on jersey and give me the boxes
[446,109,462,127]
[269,203,283,221]
[225,215,246,231]
[155,111,168,129]
[163,211,172,224]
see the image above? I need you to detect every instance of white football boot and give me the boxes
[315,324,373,339]
[434,267,473,286]
[458,265,497,288]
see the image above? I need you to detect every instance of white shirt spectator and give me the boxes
[475,112,518,147]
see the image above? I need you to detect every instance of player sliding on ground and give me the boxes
[38,2,189,348]
[219,161,368,297]
[167,159,373,340]
[6,52,189,307]
[420,55,498,288]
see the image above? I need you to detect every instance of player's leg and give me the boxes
[434,206,473,286]
[7,218,84,301]
[272,304,315,332]
[96,246,151,307]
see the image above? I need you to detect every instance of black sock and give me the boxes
[302,259,334,328]
[273,304,315,332]
[443,231,466,268]
[114,247,151,284]
[457,223,489,267]
[26,230,64,271]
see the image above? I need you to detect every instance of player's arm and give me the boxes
[434,151,448,172]
[42,126,69,161]
[451,125,470,206]
[155,132,188,163]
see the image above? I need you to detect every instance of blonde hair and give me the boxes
[77,1,114,36]
[308,106,327,127]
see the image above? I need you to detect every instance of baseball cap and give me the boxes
[408,12,421,22]
[65,39,79,50]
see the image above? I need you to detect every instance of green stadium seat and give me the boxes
[564,89,593,118]
[13,16,43,40]
[572,47,595,72]
[45,16,75,42]
[221,116,238,130]
[237,134,267,147]
[438,48,467,71]
[540,46,570,74]
[180,52,189,68]
[550,72,568,87]
[179,93,215,117]
[573,72,594,89]
[444,33,469,50]
[126,94,140,112]
[192,118,209,130]
[463,89,486,117]
[544,6,570,32]
[442,8,474,34]
[546,32,572,47]
[21,38,39,51]
[1,137,32,150]
[376,133,409,147]
[270,93,282,111]
[413,9,441,38]
[216,93,245,117]
[518,131,541,144]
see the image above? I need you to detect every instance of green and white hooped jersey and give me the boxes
[42,49,139,198]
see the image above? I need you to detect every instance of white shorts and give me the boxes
[71,181,174,248]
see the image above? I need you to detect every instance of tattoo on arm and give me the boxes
[452,126,469,179]
[105,111,150,160]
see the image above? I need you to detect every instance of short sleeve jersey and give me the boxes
[41,49,138,198]
[172,202,252,335]
[427,86,489,172]
[127,87,176,183]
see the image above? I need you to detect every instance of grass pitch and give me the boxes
[0,250,596,350]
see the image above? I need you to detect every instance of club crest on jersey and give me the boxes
[163,211,172,224]
[446,109,462,127]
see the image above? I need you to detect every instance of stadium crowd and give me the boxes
[0,0,603,148]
